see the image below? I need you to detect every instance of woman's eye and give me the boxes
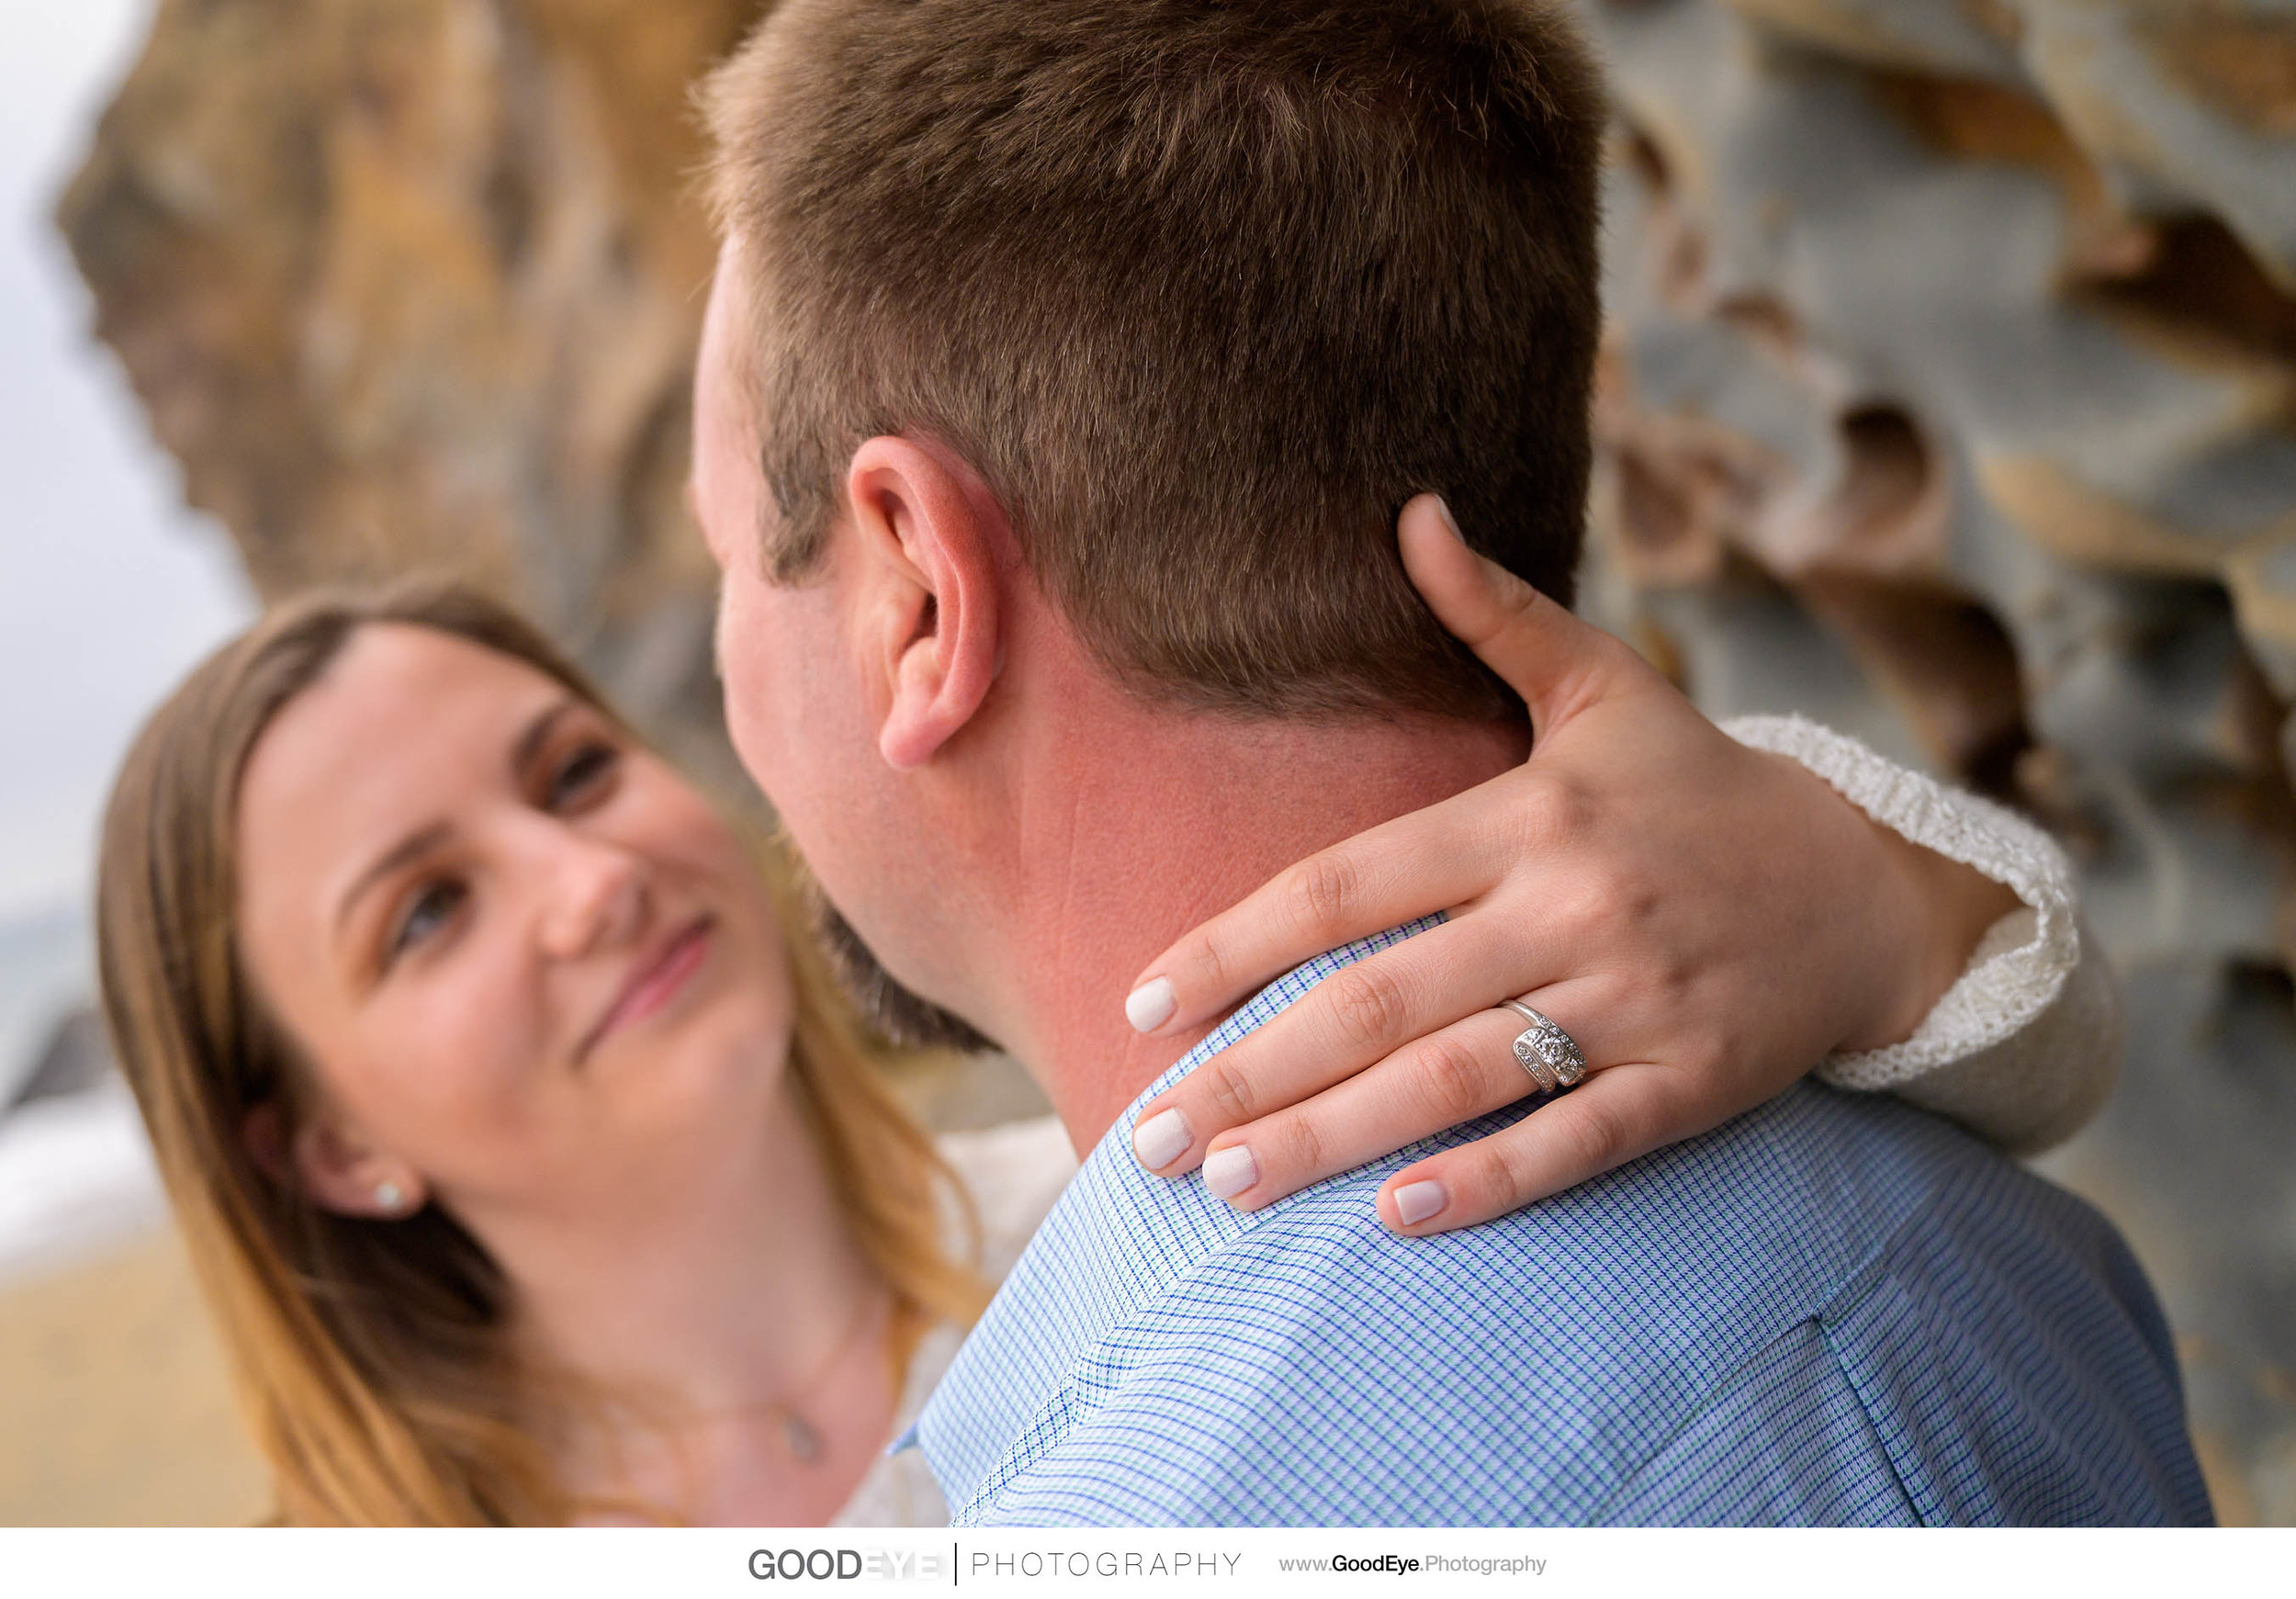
[387,880,467,962]
[547,741,621,808]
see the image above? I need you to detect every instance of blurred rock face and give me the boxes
[58,0,2295,1523]
[1574,0,2296,1524]
[57,0,757,788]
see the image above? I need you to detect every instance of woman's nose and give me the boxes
[535,832,647,960]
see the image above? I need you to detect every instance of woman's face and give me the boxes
[233,624,796,1222]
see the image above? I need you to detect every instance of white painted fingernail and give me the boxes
[1132,1108,1191,1171]
[1393,1180,1447,1226]
[1202,1144,1259,1201]
[1125,976,1176,1033]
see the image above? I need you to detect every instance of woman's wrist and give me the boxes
[1840,825,2023,1053]
[1722,714,2051,1063]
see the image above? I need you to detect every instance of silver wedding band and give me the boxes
[1500,998,1587,1093]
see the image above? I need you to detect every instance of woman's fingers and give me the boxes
[1131,918,1545,1174]
[1123,794,1496,1040]
[1187,977,1621,1210]
[1187,1006,1542,1210]
[1374,1061,1717,1235]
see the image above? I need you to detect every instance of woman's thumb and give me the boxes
[1398,494,1638,732]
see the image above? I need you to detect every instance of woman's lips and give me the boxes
[585,917,714,1058]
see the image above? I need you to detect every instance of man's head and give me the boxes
[691,0,1604,1045]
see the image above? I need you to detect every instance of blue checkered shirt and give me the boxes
[912,919,2212,1526]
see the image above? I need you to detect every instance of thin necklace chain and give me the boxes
[650,1282,889,1465]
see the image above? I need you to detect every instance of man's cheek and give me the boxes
[714,582,779,748]
[715,636,784,802]
[720,677,781,802]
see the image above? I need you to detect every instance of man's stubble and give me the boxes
[787,848,998,1053]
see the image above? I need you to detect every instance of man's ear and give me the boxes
[243,1101,426,1220]
[843,435,1006,771]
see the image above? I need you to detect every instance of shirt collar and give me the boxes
[909,915,1446,1508]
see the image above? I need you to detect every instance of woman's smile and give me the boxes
[582,915,717,1064]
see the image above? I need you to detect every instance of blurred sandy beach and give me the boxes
[0,1226,264,1525]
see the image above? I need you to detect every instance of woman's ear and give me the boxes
[843,435,1005,771]
[243,1101,426,1220]
[240,1101,293,1187]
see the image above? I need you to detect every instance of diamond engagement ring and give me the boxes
[1501,998,1587,1093]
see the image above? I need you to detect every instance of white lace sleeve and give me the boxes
[1723,714,2119,1154]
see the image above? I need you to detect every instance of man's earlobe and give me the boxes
[847,435,1005,771]
[881,596,968,771]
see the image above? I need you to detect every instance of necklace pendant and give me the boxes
[781,1410,825,1465]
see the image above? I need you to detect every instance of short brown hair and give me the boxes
[704,0,1604,721]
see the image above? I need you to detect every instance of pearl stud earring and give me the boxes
[375,1181,404,1213]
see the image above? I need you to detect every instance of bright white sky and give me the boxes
[0,0,253,920]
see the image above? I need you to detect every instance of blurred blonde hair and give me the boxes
[96,579,985,1525]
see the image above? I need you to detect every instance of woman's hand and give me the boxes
[1124,496,2017,1234]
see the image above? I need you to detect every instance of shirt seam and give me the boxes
[1817,1313,1934,1527]
[1583,1255,1923,1526]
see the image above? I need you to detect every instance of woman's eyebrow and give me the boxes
[333,820,453,940]
[511,696,580,777]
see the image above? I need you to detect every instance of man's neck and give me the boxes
[969,651,1527,1150]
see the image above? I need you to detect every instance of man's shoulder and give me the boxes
[1189,1078,2038,1327]
[959,1083,2167,1526]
